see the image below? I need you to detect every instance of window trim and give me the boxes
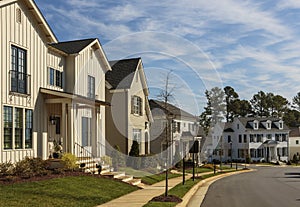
[48,67,63,88]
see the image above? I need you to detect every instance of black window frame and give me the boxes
[11,45,28,94]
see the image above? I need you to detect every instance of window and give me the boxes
[49,68,62,88]
[250,134,254,142]
[267,134,272,139]
[243,134,247,143]
[14,108,23,149]
[228,135,231,143]
[25,110,33,148]
[237,124,239,129]
[239,135,242,143]
[3,107,32,150]
[282,147,288,156]
[282,134,287,142]
[172,122,181,133]
[11,45,28,94]
[296,140,299,145]
[4,106,13,149]
[87,75,95,98]
[133,129,142,152]
[254,122,258,129]
[131,96,142,115]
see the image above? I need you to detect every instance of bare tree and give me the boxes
[157,70,174,197]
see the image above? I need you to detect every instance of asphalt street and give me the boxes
[201,166,300,207]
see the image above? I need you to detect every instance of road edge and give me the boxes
[176,169,255,207]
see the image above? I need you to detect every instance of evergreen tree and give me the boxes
[224,86,239,122]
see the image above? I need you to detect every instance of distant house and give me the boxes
[289,127,300,159]
[204,117,290,163]
[105,58,153,155]
[0,0,111,163]
[149,100,201,162]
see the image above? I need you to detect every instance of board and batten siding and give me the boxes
[0,1,60,162]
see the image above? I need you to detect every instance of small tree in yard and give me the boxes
[127,141,140,169]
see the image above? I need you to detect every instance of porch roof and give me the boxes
[40,88,110,106]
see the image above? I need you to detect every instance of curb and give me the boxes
[176,169,255,207]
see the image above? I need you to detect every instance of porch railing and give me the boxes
[74,142,98,170]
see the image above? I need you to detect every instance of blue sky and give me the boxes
[35,0,300,115]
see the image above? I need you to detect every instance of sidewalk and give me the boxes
[97,172,212,207]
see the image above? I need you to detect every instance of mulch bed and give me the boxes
[150,195,182,203]
[0,171,95,185]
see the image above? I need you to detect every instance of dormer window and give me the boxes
[266,120,271,130]
[279,121,283,130]
[253,120,259,130]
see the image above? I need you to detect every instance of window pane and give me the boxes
[88,76,95,98]
[49,68,54,85]
[56,70,61,87]
[15,108,23,149]
[4,106,13,149]
[11,46,27,94]
[25,109,33,148]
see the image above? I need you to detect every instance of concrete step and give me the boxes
[101,171,126,178]
[116,175,133,182]
[126,178,141,186]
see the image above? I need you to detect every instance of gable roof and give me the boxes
[149,99,196,120]
[106,58,141,89]
[49,38,96,54]
[1,0,57,43]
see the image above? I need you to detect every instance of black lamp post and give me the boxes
[230,141,233,168]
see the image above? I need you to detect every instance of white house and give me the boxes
[204,117,290,163]
[0,0,111,163]
[105,58,153,155]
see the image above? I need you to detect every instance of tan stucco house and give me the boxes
[105,58,153,155]
[0,0,111,163]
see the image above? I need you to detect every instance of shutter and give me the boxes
[131,96,134,114]
[139,97,143,116]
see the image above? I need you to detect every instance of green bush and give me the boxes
[61,153,78,170]
[101,155,112,166]
[0,162,14,176]
[14,157,49,178]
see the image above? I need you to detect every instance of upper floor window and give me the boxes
[131,96,143,115]
[253,121,259,130]
[87,75,95,99]
[296,140,299,145]
[49,68,63,88]
[239,135,242,143]
[11,45,30,94]
[228,135,231,143]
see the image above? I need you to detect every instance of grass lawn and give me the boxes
[141,172,181,185]
[185,167,213,174]
[0,175,139,207]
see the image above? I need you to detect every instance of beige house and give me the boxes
[0,0,111,163]
[289,127,300,159]
[105,58,152,155]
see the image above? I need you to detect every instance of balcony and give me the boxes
[9,70,31,95]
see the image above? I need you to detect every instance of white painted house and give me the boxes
[204,117,290,163]
[105,58,153,155]
[0,0,111,163]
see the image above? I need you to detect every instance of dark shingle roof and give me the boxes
[49,38,96,54]
[238,117,289,131]
[290,127,300,137]
[106,58,141,89]
[149,100,196,120]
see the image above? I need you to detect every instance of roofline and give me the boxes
[25,0,58,43]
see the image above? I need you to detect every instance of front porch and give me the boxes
[40,88,108,160]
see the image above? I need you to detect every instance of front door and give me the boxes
[82,117,92,153]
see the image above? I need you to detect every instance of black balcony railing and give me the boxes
[9,70,31,95]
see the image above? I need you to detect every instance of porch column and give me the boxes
[274,146,278,161]
[42,132,48,160]
[67,104,74,154]
[32,132,37,157]
[91,107,96,156]
[62,103,67,153]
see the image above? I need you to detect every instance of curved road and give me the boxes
[201,166,300,207]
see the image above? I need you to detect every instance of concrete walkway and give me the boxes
[97,172,213,207]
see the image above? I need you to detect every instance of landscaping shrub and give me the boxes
[0,162,14,176]
[101,155,112,166]
[127,141,140,169]
[61,153,78,170]
[14,157,49,178]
